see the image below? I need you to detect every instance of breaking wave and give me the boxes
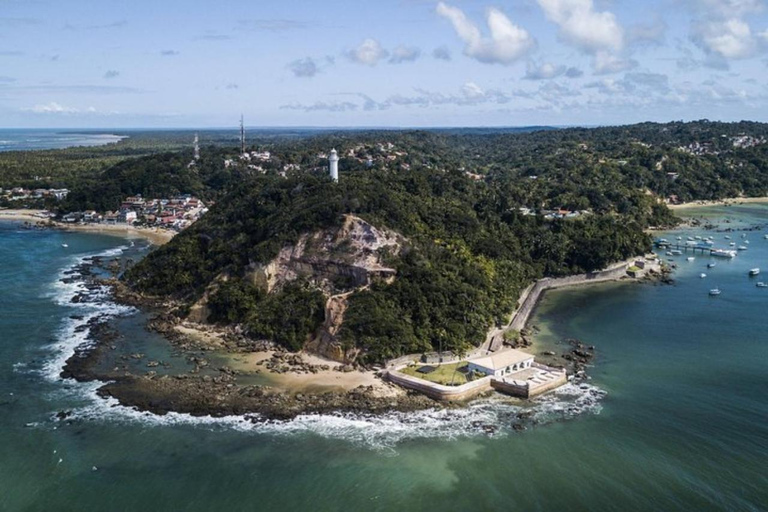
[43,245,607,450]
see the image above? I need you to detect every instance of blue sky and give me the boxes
[1,0,768,128]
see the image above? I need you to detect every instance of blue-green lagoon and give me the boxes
[1,204,766,511]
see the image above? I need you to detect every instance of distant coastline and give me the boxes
[0,129,127,152]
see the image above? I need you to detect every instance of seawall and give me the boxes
[508,259,633,332]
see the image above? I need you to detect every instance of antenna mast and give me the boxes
[240,115,245,154]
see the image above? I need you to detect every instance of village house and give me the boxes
[467,349,534,377]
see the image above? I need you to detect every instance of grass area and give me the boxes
[400,362,470,386]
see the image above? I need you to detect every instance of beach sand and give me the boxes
[0,209,175,245]
[669,196,768,210]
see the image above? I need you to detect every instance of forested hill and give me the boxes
[120,120,768,363]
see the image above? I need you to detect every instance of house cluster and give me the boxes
[62,194,207,231]
[731,135,766,149]
[679,141,718,156]
[1,187,69,201]
[542,209,590,220]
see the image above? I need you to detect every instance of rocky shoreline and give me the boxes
[58,255,441,421]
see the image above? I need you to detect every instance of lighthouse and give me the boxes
[329,148,339,182]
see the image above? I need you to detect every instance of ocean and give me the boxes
[0,204,766,511]
[0,129,126,152]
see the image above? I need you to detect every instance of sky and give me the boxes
[1,0,768,128]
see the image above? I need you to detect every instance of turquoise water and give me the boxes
[1,205,767,511]
[0,129,125,152]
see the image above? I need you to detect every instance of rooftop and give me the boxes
[469,349,534,371]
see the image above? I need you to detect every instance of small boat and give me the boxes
[700,273,707,278]
[764,234,768,240]
[687,257,695,262]
[729,242,736,246]
[687,237,695,241]
[695,235,702,240]
[709,288,721,296]
[757,282,768,288]
[676,236,682,240]
[666,251,673,256]
[738,246,748,251]
[707,262,717,268]
[711,249,737,258]
[61,244,68,248]
[725,235,731,240]
[671,249,683,256]
[744,240,750,245]
[749,268,760,276]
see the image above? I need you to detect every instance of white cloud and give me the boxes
[389,45,421,64]
[524,61,566,80]
[346,39,388,66]
[24,102,80,114]
[436,2,535,65]
[692,18,758,59]
[593,51,637,74]
[536,0,624,54]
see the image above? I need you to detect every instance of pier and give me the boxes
[654,240,734,257]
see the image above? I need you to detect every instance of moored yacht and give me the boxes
[709,288,721,296]
[749,268,760,276]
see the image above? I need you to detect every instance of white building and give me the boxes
[329,148,339,182]
[467,349,534,377]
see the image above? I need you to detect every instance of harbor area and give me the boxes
[386,348,567,401]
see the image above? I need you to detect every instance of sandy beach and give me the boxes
[0,208,175,245]
[668,196,768,210]
[0,209,51,223]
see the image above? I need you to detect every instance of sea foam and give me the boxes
[44,246,606,450]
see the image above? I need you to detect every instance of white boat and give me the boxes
[670,249,683,256]
[61,244,68,248]
[738,246,748,251]
[749,268,760,276]
[676,236,682,240]
[709,288,721,296]
[700,273,707,278]
[711,249,737,258]
[687,257,696,262]
[729,242,736,246]
[757,282,768,288]
[725,235,731,240]
[764,234,768,240]
[695,235,702,240]
[744,240,749,245]
[707,262,717,268]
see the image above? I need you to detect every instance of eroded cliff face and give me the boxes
[246,215,402,295]
[191,215,404,362]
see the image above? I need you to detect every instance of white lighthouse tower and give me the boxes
[329,148,339,182]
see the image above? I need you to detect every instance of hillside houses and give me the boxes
[64,194,207,231]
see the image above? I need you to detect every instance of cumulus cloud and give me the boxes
[389,45,421,64]
[524,61,566,80]
[537,0,624,54]
[593,51,637,75]
[692,18,759,60]
[346,39,389,66]
[436,2,536,65]
[432,46,452,61]
[103,70,119,79]
[289,57,320,77]
[688,0,766,64]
